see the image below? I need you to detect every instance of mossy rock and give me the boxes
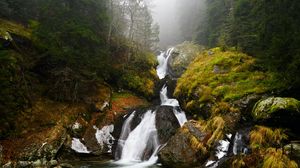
[168,41,205,77]
[158,120,210,167]
[252,97,300,131]
[284,142,300,162]
[252,97,300,120]
[174,47,285,118]
[0,19,31,40]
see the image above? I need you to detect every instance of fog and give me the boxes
[151,0,206,49]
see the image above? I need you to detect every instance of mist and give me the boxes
[151,0,207,49]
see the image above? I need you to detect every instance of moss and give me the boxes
[252,97,300,120]
[232,157,246,168]
[120,71,155,97]
[249,126,287,150]
[175,48,286,117]
[262,148,298,168]
[115,51,158,98]
[189,135,207,155]
[0,19,31,39]
[233,126,297,168]
[203,116,225,147]
[212,102,239,116]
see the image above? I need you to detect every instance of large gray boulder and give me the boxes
[158,120,210,167]
[168,41,204,77]
[155,106,181,144]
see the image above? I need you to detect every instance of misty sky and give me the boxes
[150,0,206,49]
[151,0,182,49]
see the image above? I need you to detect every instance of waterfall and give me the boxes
[114,47,187,166]
[119,110,159,162]
[160,85,187,126]
[156,47,174,79]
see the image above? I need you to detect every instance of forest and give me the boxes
[1,0,300,167]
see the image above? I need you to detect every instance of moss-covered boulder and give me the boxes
[174,47,284,118]
[285,142,300,162]
[158,120,210,167]
[168,41,204,77]
[251,97,300,132]
[252,97,300,121]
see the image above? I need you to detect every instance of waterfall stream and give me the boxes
[113,48,187,167]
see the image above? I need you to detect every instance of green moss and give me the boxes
[112,92,134,101]
[252,97,300,120]
[175,48,286,116]
[0,19,31,39]
[120,70,155,97]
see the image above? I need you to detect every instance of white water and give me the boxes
[160,85,187,126]
[116,111,136,155]
[118,110,159,162]
[216,139,230,159]
[232,132,248,155]
[156,47,174,79]
[94,125,114,153]
[114,47,187,167]
[233,132,242,155]
[71,138,90,154]
[160,85,180,107]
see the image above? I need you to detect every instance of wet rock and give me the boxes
[71,122,83,138]
[18,126,67,161]
[213,65,229,74]
[32,159,42,167]
[252,97,300,130]
[60,163,74,168]
[84,125,114,155]
[155,106,180,144]
[3,161,13,168]
[17,161,31,167]
[159,120,210,167]
[49,160,58,167]
[168,41,204,77]
[69,117,89,138]
[284,142,300,161]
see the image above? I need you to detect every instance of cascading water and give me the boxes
[113,47,187,167]
[156,48,174,79]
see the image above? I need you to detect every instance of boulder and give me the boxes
[155,106,180,144]
[284,142,300,161]
[168,41,204,77]
[3,161,13,168]
[158,120,210,167]
[252,97,300,130]
[174,47,284,119]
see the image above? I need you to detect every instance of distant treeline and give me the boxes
[178,0,300,86]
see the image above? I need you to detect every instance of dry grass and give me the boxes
[204,116,225,147]
[262,148,298,168]
[250,126,287,149]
